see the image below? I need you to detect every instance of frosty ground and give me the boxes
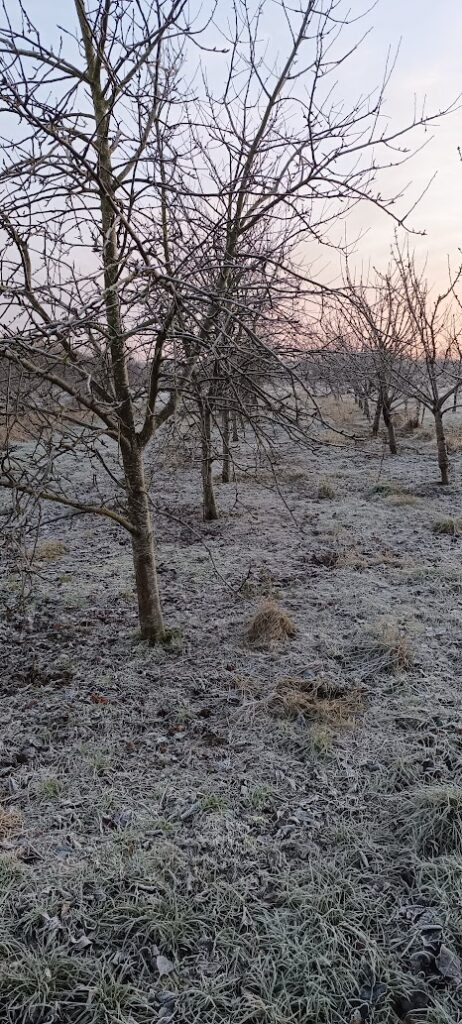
[1,401,462,1023]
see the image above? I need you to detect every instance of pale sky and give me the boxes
[7,0,462,287]
[332,0,462,286]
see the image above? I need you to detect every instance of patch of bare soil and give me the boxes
[1,411,462,1022]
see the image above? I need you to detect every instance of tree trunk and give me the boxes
[76,9,165,642]
[363,395,370,420]
[382,392,397,454]
[372,396,382,437]
[434,408,449,485]
[232,408,239,442]
[123,445,165,642]
[222,405,231,483]
[201,402,218,520]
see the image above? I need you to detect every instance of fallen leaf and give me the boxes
[156,954,175,976]
[435,944,462,983]
[70,934,92,951]
[90,694,110,705]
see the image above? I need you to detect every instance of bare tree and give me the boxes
[391,246,462,485]
[0,1,199,641]
[339,268,412,454]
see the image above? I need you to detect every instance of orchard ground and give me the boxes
[1,398,462,1023]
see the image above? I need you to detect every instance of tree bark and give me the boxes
[201,402,218,520]
[434,408,449,485]
[381,391,397,454]
[372,395,382,437]
[222,405,231,483]
[123,445,165,642]
[232,408,239,442]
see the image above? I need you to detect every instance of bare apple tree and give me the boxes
[391,246,462,484]
[0,0,202,641]
[338,267,413,454]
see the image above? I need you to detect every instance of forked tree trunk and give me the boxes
[76,8,166,642]
[434,408,449,485]
[372,395,382,437]
[200,402,218,521]
[381,391,397,455]
[222,405,231,483]
[123,445,165,642]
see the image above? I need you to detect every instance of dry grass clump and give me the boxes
[280,467,307,484]
[393,785,462,856]
[239,566,275,599]
[245,600,296,646]
[311,546,344,568]
[312,545,405,571]
[368,480,405,498]
[317,477,336,499]
[234,674,261,697]
[386,492,419,507]
[350,620,413,677]
[0,805,22,839]
[415,424,435,441]
[271,676,363,723]
[401,415,420,433]
[433,518,462,537]
[308,723,334,753]
[34,538,68,562]
[319,427,353,447]
[335,548,369,569]
[371,621,413,671]
[316,395,358,427]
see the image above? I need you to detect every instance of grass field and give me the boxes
[1,402,462,1022]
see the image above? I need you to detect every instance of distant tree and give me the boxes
[339,268,411,454]
[391,246,462,485]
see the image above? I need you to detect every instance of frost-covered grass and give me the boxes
[1,401,462,1021]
